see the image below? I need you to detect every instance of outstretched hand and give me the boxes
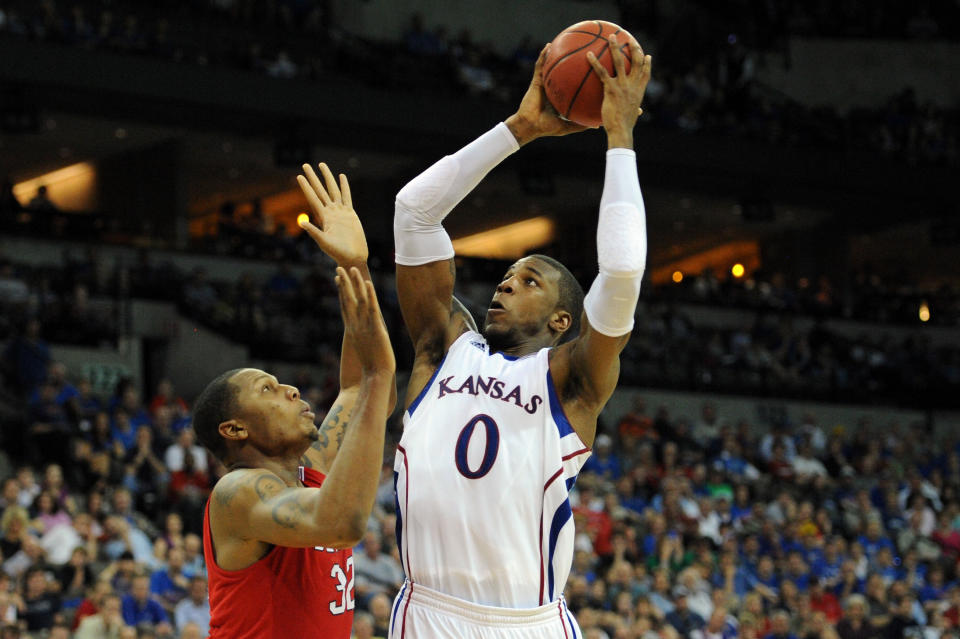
[586,36,652,148]
[296,163,368,267]
[335,266,395,376]
[504,44,591,146]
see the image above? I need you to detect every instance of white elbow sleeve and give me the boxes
[394,123,519,266]
[583,149,647,337]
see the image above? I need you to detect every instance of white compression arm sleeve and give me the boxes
[583,148,648,337]
[394,122,520,266]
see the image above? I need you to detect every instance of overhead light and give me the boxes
[452,216,554,259]
[731,263,745,278]
[672,270,683,283]
[919,302,930,323]
[297,213,310,228]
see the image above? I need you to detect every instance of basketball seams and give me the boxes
[542,19,603,78]
[565,41,610,119]
[543,38,602,80]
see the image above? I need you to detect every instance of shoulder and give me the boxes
[210,469,287,516]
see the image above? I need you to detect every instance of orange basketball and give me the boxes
[542,20,639,128]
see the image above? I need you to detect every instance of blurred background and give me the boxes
[0,0,959,638]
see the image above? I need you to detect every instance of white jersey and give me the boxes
[394,331,591,609]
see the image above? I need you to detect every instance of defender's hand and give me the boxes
[586,36,652,148]
[296,163,368,267]
[505,44,591,146]
[335,266,395,376]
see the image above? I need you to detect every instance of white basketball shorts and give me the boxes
[388,580,583,639]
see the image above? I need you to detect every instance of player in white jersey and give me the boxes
[391,37,652,638]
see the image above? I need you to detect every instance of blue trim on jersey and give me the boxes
[407,352,448,417]
[565,606,579,639]
[547,498,573,600]
[393,471,404,575]
[565,476,577,491]
[390,581,407,635]
[546,368,575,438]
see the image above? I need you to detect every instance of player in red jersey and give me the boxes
[192,163,396,639]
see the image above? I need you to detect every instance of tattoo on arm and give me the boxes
[254,474,286,502]
[214,472,249,508]
[271,491,310,529]
[309,403,350,465]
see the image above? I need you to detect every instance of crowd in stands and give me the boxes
[653,267,960,328]
[2,332,960,637]
[0,360,215,638]
[1,248,958,410]
[1,0,957,167]
[0,255,116,352]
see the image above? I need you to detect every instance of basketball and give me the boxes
[542,20,639,128]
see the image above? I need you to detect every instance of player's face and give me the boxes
[483,257,560,347]
[230,368,317,452]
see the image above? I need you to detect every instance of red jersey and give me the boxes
[204,467,354,638]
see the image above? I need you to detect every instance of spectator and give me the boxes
[666,587,705,635]
[111,409,138,453]
[1,318,50,395]
[808,579,842,624]
[21,566,61,632]
[693,401,722,449]
[351,610,377,639]
[55,546,94,601]
[75,592,128,639]
[582,434,623,480]
[71,579,112,630]
[26,186,56,212]
[120,574,171,633]
[166,444,209,534]
[173,576,209,636]
[149,547,189,612]
[765,610,797,639]
[834,594,875,639]
[0,505,28,559]
[617,396,657,441]
[368,592,392,637]
[353,530,404,606]
[163,429,207,474]
[147,379,188,420]
[181,533,205,579]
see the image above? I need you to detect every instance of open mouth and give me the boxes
[488,300,505,311]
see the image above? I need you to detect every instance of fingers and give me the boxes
[534,43,550,74]
[349,267,369,309]
[335,266,357,316]
[296,174,326,218]
[629,41,645,72]
[297,216,329,251]
[608,34,626,78]
[364,280,381,315]
[339,173,352,209]
[338,267,380,330]
[586,50,610,81]
[301,164,332,206]
[318,162,341,203]
[643,54,653,79]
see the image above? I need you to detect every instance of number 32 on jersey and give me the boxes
[316,548,354,615]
